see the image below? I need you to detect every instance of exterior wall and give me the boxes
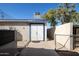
[0,22,30,48]
[45,24,47,41]
[0,22,47,48]
[54,23,73,50]
[15,26,29,41]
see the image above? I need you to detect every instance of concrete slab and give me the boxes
[20,40,59,56]
[17,41,30,48]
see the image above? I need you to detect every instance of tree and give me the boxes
[42,9,58,40]
[43,3,79,25]
[42,3,79,39]
[42,9,57,26]
[57,3,79,24]
[56,4,73,23]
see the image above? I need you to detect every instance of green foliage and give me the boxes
[42,9,57,26]
[43,3,79,26]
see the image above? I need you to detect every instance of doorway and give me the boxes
[31,24,44,41]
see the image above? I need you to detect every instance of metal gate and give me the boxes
[73,27,79,48]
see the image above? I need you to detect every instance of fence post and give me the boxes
[54,34,56,50]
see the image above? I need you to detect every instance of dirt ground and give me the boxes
[20,40,59,56]
[0,40,79,56]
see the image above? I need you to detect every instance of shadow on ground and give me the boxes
[18,47,58,56]
[0,48,58,56]
[56,50,79,56]
[0,48,18,56]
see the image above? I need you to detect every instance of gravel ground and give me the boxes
[56,50,79,56]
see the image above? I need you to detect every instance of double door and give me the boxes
[31,24,44,41]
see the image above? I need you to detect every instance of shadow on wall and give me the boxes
[16,31,23,41]
[0,31,23,49]
[47,28,55,40]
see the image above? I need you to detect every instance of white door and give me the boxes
[31,24,43,41]
[37,25,43,40]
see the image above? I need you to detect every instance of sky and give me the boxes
[0,3,79,28]
[0,3,79,19]
[0,3,59,19]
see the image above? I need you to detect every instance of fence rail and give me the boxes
[54,34,79,50]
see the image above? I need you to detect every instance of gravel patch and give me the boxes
[56,50,79,56]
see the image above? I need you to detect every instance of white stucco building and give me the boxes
[0,19,47,48]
